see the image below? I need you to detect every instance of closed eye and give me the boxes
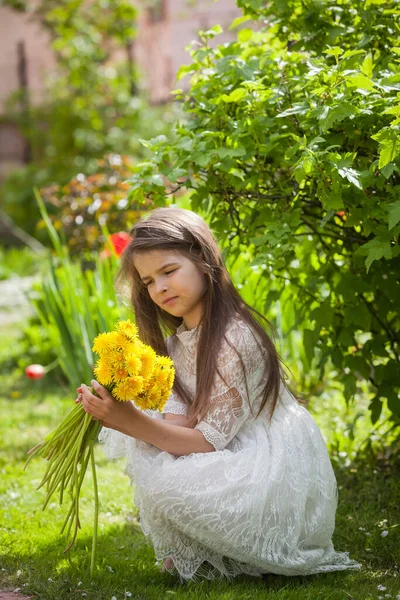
[142,269,176,287]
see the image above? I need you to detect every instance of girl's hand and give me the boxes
[78,379,135,431]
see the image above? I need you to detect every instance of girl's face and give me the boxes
[133,249,207,330]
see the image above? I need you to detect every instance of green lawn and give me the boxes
[1,344,399,600]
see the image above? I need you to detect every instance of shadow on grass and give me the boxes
[0,521,361,600]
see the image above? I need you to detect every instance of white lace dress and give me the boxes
[98,318,360,581]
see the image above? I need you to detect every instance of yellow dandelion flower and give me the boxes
[166,370,175,388]
[134,395,147,410]
[155,355,174,370]
[136,386,166,412]
[105,331,121,346]
[113,331,134,351]
[100,348,114,363]
[109,350,126,367]
[113,376,144,401]
[153,370,169,385]
[92,332,114,355]
[150,385,162,400]
[113,367,129,382]
[138,346,156,379]
[124,354,142,377]
[94,360,113,386]
[116,319,138,340]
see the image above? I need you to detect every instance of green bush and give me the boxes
[127,0,400,425]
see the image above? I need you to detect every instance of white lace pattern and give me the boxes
[98,318,360,581]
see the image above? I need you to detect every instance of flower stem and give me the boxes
[89,440,99,578]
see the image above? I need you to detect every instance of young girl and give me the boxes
[78,207,360,581]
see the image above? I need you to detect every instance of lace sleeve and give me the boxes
[194,320,267,452]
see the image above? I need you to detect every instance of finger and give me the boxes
[76,386,83,393]
[81,383,97,400]
[81,387,99,413]
[81,396,99,416]
[90,379,109,400]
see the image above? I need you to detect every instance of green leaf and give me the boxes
[337,167,363,189]
[324,46,343,57]
[346,73,375,90]
[229,15,251,29]
[310,303,334,328]
[277,103,309,118]
[150,174,164,186]
[361,54,373,78]
[320,103,357,131]
[337,328,354,348]
[221,88,248,103]
[371,126,400,168]
[320,210,335,228]
[176,64,196,80]
[217,147,247,158]
[345,355,371,379]
[359,239,393,271]
[201,24,223,39]
[303,329,317,366]
[343,373,357,401]
[342,50,365,59]
[369,396,382,425]
[344,304,371,330]
[387,201,400,230]
[379,141,400,168]
[238,28,254,42]
[381,163,398,179]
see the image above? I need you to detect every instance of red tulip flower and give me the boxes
[101,232,131,258]
[25,364,46,380]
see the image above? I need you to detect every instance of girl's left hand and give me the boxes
[78,379,135,431]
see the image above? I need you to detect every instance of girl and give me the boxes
[78,207,360,581]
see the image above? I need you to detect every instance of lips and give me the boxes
[162,296,178,306]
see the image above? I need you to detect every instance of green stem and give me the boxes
[63,444,91,550]
[39,426,86,492]
[41,425,89,508]
[34,407,85,463]
[59,472,66,505]
[39,432,82,489]
[42,404,84,445]
[89,440,99,578]
[62,414,92,534]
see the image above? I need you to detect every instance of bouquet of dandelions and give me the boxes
[24,319,174,575]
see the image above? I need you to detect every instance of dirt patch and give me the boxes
[0,592,35,600]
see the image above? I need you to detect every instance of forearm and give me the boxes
[163,413,191,427]
[116,406,215,456]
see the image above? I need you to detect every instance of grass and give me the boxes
[0,247,49,281]
[1,339,399,600]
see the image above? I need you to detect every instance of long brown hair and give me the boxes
[117,207,286,426]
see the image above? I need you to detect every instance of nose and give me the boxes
[154,277,167,296]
